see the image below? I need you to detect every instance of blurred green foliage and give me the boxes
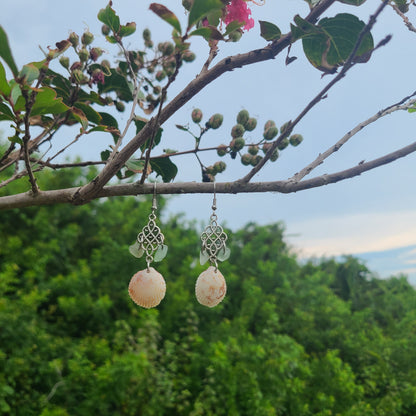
[0,167,415,415]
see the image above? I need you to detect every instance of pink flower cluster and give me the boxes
[224,0,255,31]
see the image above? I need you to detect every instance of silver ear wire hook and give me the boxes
[212,181,217,211]
[152,182,157,211]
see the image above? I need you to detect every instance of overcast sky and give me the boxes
[1,0,416,283]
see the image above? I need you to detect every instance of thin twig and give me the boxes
[389,1,416,33]
[290,92,416,182]
[239,0,390,184]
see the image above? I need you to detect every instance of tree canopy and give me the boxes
[1,167,416,415]
[0,0,416,209]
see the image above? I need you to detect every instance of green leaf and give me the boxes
[0,61,11,97]
[259,21,281,41]
[294,13,374,72]
[149,4,182,34]
[18,63,40,84]
[134,117,163,151]
[224,21,245,36]
[97,4,120,33]
[105,35,118,44]
[73,102,102,125]
[150,157,178,182]
[119,22,136,37]
[98,68,132,102]
[189,26,224,41]
[10,82,22,107]
[188,0,224,29]
[0,26,18,76]
[31,87,70,116]
[125,159,146,173]
[70,107,89,130]
[101,149,111,161]
[8,135,22,145]
[0,102,15,121]
[175,124,188,131]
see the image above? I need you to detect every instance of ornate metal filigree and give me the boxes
[129,185,167,269]
[200,185,230,268]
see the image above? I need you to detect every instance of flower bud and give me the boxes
[92,68,105,84]
[251,155,263,166]
[78,47,89,62]
[248,145,259,155]
[208,113,223,130]
[81,30,94,46]
[280,121,291,134]
[263,126,278,141]
[115,101,125,112]
[277,138,289,150]
[182,50,196,62]
[192,109,203,123]
[241,153,252,166]
[245,117,257,132]
[69,32,79,48]
[231,124,245,138]
[230,137,245,152]
[90,47,104,62]
[270,149,279,162]
[213,161,226,173]
[101,24,110,36]
[229,30,242,42]
[155,70,166,82]
[217,145,228,157]
[289,134,303,147]
[72,69,87,84]
[101,59,111,70]
[143,28,151,41]
[59,56,70,69]
[237,109,249,126]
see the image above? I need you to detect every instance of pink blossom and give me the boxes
[224,0,255,31]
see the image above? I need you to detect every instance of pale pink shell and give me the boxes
[195,266,226,307]
[128,267,166,308]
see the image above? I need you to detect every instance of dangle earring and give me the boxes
[196,183,230,307]
[128,183,168,308]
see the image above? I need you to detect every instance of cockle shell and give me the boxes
[195,266,227,307]
[128,267,166,308]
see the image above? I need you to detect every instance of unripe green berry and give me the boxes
[231,124,245,138]
[229,30,242,42]
[270,149,279,162]
[192,109,203,123]
[277,138,289,150]
[205,165,215,175]
[115,101,125,112]
[251,155,263,166]
[155,70,166,82]
[147,65,155,74]
[105,96,113,104]
[182,50,196,62]
[78,48,89,62]
[59,56,70,69]
[214,161,226,173]
[153,86,161,95]
[248,145,259,155]
[144,39,154,48]
[245,117,257,132]
[208,113,223,130]
[237,109,249,126]
[81,30,94,46]
[230,137,245,152]
[241,153,252,166]
[143,28,151,41]
[264,120,275,131]
[69,32,79,48]
[217,145,228,157]
[90,47,104,62]
[263,126,278,141]
[101,24,110,36]
[162,42,175,56]
[289,134,303,147]
[280,121,291,134]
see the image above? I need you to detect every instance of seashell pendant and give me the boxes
[195,266,226,308]
[128,267,166,309]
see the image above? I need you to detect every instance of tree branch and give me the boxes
[2,140,414,211]
[70,0,338,204]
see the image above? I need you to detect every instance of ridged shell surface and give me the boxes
[195,266,226,307]
[128,267,166,308]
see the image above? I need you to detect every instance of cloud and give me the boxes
[287,210,416,258]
